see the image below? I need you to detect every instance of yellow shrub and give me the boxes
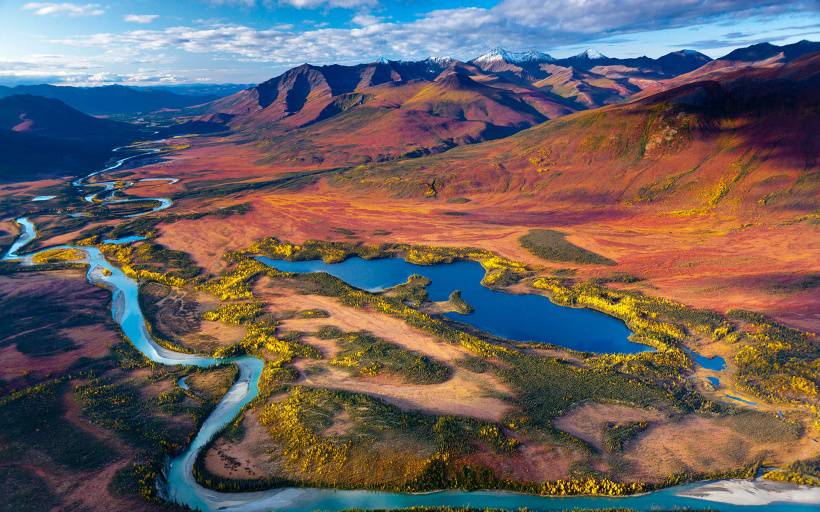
[32,248,85,264]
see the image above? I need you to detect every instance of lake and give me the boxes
[257,256,645,354]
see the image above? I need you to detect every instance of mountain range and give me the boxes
[349,51,819,214]
[2,40,817,182]
[190,39,818,166]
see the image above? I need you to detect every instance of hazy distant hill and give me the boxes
[0,95,143,181]
[0,84,229,116]
[138,83,252,98]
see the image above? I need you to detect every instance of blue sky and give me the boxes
[1,0,818,85]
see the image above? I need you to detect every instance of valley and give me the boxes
[0,37,818,512]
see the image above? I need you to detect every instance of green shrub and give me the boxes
[519,229,616,265]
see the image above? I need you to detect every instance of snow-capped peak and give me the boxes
[473,47,553,65]
[426,56,456,66]
[377,55,391,64]
[575,49,607,59]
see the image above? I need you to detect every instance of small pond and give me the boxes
[687,348,727,371]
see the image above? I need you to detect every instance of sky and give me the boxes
[0,0,818,86]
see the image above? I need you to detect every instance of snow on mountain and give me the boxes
[426,56,456,66]
[473,48,554,65]
[574,49,607,59]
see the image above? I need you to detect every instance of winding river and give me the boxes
[3,143,819,511]
[74,144,173,217]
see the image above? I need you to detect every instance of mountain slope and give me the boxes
[0,95,144,181]
[336,53,819,216]
[207,60,574,166]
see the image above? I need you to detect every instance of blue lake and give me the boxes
[257,256,646,354]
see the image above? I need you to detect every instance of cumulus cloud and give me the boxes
[56,0,811,66]
[18,0,817,84]
[351,13,379,27]
[494,0,807,33]
[124,14,160,24]
[21,2,104,16]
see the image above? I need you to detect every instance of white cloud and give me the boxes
[282,0,377,8]
[20,0,815,84]
[0,54,190,86]
[124,14,160,24]
[351,13,378,27]
[21,2,104,16]
[208,0,377,7]
[493,0,797,33]
[54,0,813,69]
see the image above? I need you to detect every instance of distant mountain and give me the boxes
[655,49,713,75]
[138,83,253,97]
[649,40,820,94]
[468,46,712,108]
[202,46,723,164]
[204,59,573,166]
[0,95,141,141]
[0,95,143,181]
[352,52,819,218]
[193,40,817,168]
[570,49,608,60]
[551,48,710,73]
[474,48,554,66]
[719,40,820,63]
[0,84,224,116]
